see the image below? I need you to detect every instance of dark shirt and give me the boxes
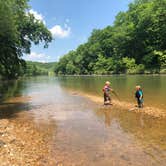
[135,90,143,99]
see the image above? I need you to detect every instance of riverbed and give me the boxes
[0,76,166,165]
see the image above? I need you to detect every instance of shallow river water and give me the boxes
[0,76,166,166]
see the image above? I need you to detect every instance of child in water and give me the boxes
[102,81,113,105]
[135,85,143,108]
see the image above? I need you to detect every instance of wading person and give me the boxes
[102,81,113,105]
[135,85,143,108]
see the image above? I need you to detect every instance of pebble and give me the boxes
[0,140,6,147]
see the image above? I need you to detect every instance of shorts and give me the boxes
[137,98,143,107]
[104,93,111,102]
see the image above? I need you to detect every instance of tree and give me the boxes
[54,0,166,75]
[0,0,52,79]
[93,54,108,74]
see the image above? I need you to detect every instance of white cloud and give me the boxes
[27,10,71,39]
[25,52,50,63]
[50,24,71,38]
[29,9,46,24]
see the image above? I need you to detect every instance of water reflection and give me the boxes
[0,102,28,119]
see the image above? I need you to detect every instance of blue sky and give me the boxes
[23,0,133,63]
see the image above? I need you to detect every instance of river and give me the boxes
[0,76,166,165]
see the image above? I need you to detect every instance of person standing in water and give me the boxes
[102,81,113,105]
[135,85,143,108]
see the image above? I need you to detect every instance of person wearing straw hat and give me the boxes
[102,81,113,105]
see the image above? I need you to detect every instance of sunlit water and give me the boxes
[0,76,166,165]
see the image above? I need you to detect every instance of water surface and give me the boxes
[0,76,165,165]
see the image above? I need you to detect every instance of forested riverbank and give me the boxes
[54,0,166,75]
[0,61,55,80]
[1,0,166,79]
[0,0,52,79]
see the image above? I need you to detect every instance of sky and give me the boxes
[23,0,133,63]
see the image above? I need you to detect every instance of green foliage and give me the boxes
[122,57,145,74]
[54,0,166,75]
[93,54,109,75]
[154,50,166,69]
[0,0,52,79]
[24,61,55,76]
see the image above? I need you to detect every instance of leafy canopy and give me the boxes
[0,0,52,79]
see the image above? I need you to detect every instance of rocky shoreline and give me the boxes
[0,118,55,166]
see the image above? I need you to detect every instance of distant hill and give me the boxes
[24,61,55,76]
[26,61,55,70]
